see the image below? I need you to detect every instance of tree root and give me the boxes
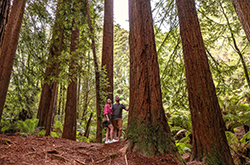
[119,140,133,155]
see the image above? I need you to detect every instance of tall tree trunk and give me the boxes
[231,0,250,43]
[127,0,184,163]
[102,0,113,102]
[84,112,93,138]
[0,0,10,49]
[46,28,64,136]
[0,0,26,121]
[176,0,234,164]
[37,0,63,128]
[62,18,79,140]
[86,0,102,143]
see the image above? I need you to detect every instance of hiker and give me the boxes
[104,98,117,144]
[112,95,129,141]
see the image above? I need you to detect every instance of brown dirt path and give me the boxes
[0,134,202,165]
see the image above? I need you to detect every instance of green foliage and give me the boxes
[50,116,63,138]
[176,141,192,155]
[0,117,17,132]
[77,134,90,143]
[1,118,39,135]
[76,122,90,142]
[226,131,250,164]
[221,87,250,132]
[16,118,39,133]
[113,25,130,105]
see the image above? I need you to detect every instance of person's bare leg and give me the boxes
[113,120,117,140]
[114,128,117,140]
[118,128,122,141]
[108,124,114,140]
[105,127,110,142]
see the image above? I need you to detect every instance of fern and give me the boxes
[176,141,192,155]
[49,116,63,138]
[226,131,239,146]
[240,131,250,144]
[53,117,63,133]
[1,126,9,132]
[51,131,60,138]
[17,118,38,133]
[170,126,183,133]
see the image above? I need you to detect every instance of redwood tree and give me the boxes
[0,0,26,121]
[231,0,250,43]
[176,0,234,164]
[0,0,10,48]
[62,18,79,140]
[37,0,63,128]
[127,0,184,163]
[101,0,113,102]
[45,27,64,136]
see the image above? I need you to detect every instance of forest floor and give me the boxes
[0,134,204,165]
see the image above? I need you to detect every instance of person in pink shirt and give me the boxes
[104,99,117,144]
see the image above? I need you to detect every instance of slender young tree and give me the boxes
[86,0,102,143]
[0,0,10,48]
[81,52,90,121]
[231,0,250,43]
[176,0,234,164]
[84,112,93,138]
[127,0,184,163]
[220,3,250,88]
[101,0,113,102]
[62,18,79,140]
[0,0,26,121]
[37,0,63,128]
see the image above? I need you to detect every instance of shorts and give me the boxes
[112,118,122,130]
[104,115,112,127]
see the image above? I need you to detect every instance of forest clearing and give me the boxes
[1,0,250,164]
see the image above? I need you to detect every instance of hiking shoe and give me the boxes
[105,140,110,144]
[111,139,118,143]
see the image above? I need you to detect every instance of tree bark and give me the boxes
[127,0,184,162]
[86,0,102,143]
[176,0,234,164]
[102,0,113,102]
[37,0,63,128]
[231,0,250,44]
[62,18,79,140]
[0,0,10,48]
[0,0,26,121]
[46,28,64,136]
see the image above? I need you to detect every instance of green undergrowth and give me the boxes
[1,117,90,143]
[226,131,250,164]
